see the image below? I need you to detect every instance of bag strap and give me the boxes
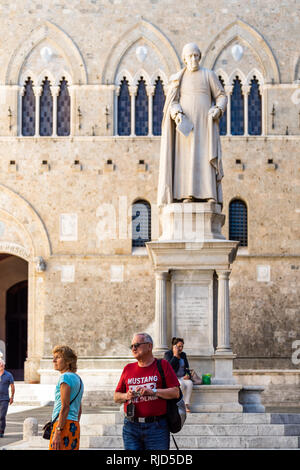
[157,359,182,399]
[157,359,180,450]
[52,376,82,424]
[156,359,167,389]
[172,434,179,450]
[70,377,82,406]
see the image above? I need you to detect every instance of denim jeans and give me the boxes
[0,400,9,433]
[123,417,170,450]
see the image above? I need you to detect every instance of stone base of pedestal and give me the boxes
[159,202,226,241]
[212,352,237,385]
[190,385,243,413]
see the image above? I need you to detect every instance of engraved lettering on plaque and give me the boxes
[176,285,209,328]
[174,284,211,352]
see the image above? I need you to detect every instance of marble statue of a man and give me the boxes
[157,43,227,206]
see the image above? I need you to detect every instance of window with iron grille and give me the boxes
[153,77,165,136]
[231,77,244,135]
[40,77,53,136]
[218,76,227,136]
[248,77,262,135]
[135,78,148,136]
[118,78,131,136]
[57,78,70,136]
[229,199,248,247]
[132,200,151,247]
[22,78,35,136]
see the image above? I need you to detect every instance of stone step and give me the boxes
[271,414,300,424]
[79,434,299,449]
[79,412,274,426]
[186,412,272,424]
[3,412,300,450]
[80,422,300,437]
[80,413,123,425]
[10,400,49,407]
[6,433,300,451]
[11,383,55,406]
[4,423,300,450]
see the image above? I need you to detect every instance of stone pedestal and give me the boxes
[191,385,243,413]
[239,386,265,413]
[159,202,226,241]
[23,418,38,440]
[147,202,242,411]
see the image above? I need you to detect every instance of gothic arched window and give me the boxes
[132,200,151,248]
[40,77,53,136]
[229,199,248,247]
[218,76,227,136]
[135,78,148,136]
[57,78,70,136]
[231,77,244,135]
[22,78,35,136]
[117,78,131,136]
[153,77,165,136]
[248,77,262,135]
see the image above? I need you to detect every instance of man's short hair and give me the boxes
[133,332,153,345]
[0,359,5,366]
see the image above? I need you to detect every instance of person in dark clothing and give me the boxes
[164,338,193,412]
[0,358,15,437]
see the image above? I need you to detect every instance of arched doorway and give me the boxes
[6,281,28,380]
[0,255,28,381]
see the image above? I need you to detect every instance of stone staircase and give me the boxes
[11,382,55,406]
[78,412,300,450]
[4,411,300,450]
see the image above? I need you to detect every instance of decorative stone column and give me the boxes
[216,270,232,353]
[33,86,42,137]
[114,85,120,136]
[19,86,25,136]
[69,85,76,136]
[213,269,236,385]
[52,86,60,137]
[147,85,155,137]
[242,84,251,136]
[261,84,266,136]
[225,85,233,136]
[129,85,137,137]
[153,270,169,353]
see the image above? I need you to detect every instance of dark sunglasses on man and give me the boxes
[130,342,150,350]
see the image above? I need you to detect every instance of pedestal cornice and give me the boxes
[146,239,239,271]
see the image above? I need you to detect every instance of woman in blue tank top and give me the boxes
[49,345,84,451]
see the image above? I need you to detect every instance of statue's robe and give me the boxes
[157,67,227,206]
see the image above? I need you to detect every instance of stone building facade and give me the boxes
[0,0,299,405]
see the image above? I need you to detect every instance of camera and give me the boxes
[126,402,135,418]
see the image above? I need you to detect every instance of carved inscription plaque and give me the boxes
[174,283,211,352]
[176,284,209,327]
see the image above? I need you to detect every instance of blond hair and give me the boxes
[52,345,78,372]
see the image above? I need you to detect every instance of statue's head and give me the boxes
[182,43,201,72]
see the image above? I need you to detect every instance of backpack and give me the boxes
[156,359,186,434]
